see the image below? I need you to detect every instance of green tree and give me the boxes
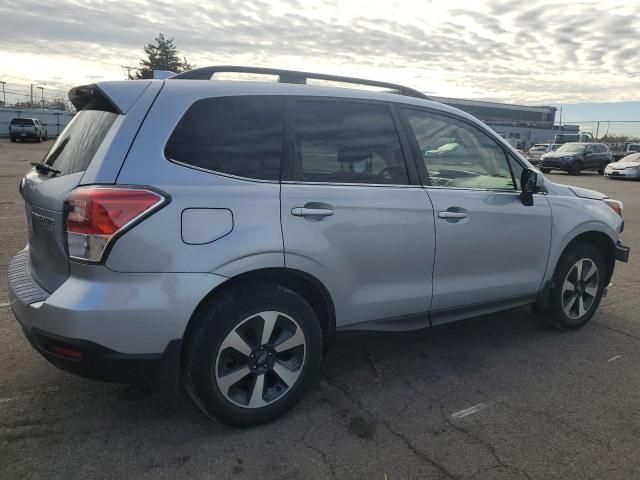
[133,33,193,79]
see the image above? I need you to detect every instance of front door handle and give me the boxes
[291,207,334,217]
[438,211,468,219]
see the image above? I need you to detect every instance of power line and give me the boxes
[0,32,136,71]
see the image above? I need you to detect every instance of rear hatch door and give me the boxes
[21,95,120,293]
[11,118,36,137]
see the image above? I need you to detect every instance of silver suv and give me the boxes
[8,67,630,426]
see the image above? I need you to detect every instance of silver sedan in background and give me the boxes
[605,153,640,179]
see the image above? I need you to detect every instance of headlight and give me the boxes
[603,199,623,218]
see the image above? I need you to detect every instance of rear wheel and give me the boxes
[541,168,551,173]
[36,135,42,143]
[536,243,606,330]
[569,160,582,175]
[10,136,16,143]
[184,282,323,427]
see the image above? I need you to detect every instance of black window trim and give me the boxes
[163,95,287,184]
[398,105,527,193]
[283,95,420,187]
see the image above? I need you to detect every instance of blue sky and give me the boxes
[555,102,640,122]
[553,102,640,137]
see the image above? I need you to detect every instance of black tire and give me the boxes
[184,282,323,427]
[569,160,582,175]
[538,242,606,331]
[36,135,42,143]
[598,162,608,175]
[541,168,551,173]
[10,136,16,143]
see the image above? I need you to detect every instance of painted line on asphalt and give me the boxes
[451,402,493,418]
[608,355,623,362]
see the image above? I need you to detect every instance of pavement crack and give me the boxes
[437,404,533,480]
[299,416,337,477]
[594,321,640,342]
[323,372,461,480]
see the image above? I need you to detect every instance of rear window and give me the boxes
[11,118,34,126]
[43,110,117,175]
[165,96,285,181]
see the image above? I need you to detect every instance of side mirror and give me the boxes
[520,168,542,206]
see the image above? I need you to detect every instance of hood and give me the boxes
[614,156,640,167]
[543,151,579,159]
[568,186,607,200]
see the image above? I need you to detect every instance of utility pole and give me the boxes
[121,65,135,79]
[37,86,44,108]
[0,81,5,106]
[558,106,563,128]
[595,121,600,140]
[30,84,34,106]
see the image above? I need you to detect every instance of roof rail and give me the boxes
[169,66,430,100]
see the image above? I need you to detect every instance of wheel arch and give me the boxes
[556,230,616,284]
[181,267,336,365]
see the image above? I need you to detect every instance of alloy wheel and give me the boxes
[561,258,599,320]
[215,311,306,408]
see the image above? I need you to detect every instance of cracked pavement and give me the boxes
[2,140,640,479]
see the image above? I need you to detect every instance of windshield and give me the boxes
[629,145,640,152]
[530,145,548,151]
[557,143,586,153]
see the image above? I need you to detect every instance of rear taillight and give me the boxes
[65,187,166,262]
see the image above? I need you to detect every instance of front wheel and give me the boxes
[10,136,16,143]
[538,243,606,330]
[540,168,551,173]
[184,282,323,427]
[598,162,608,175]
[569,161,582,175]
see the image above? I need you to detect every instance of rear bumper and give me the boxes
[22,326,182,386]
[10,131,39,139]
[8,247,227,388]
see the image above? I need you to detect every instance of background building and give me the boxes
[434,96,560,148]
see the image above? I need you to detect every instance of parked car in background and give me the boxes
[604,153,640,179]
[526,143,560,165]
[8,67,630,427]
[540,142,612,175]
[611,143,640,162]
[9,117,48,142]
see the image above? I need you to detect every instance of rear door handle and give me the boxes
[438,211,468,219]
[291,207,334,217]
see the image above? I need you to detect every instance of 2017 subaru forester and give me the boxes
[8,67,630,426]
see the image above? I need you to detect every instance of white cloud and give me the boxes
[0,0,638,104]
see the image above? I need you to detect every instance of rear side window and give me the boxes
[293,100,408,185]
[11,118,34,126]
[165,96,284,181]
[43,110,117,176]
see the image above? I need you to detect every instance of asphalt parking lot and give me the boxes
[1,140,639,480]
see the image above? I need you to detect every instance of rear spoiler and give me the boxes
[69,81,153,114]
